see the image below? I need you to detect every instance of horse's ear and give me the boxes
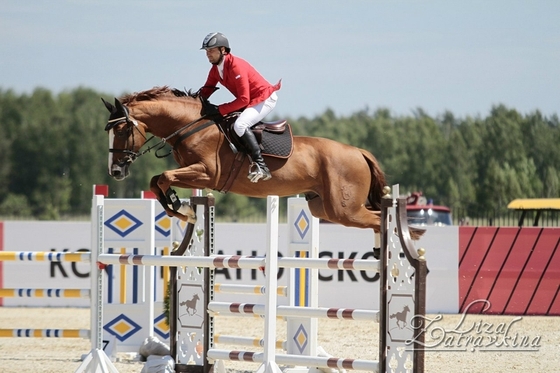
[101,97,115,113]
[114,98,129,118]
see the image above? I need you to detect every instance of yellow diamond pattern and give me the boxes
[296,328,307,348]
[155,319,169,332]
[114,216,134,230]
[297,216,308,233]
[113,320,133,335]
[156,216,171,231]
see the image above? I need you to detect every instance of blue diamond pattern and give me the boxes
[105,209,143,237]
[154,313,170,339]
[175,219,188,237]
[155,210,171,237]
[104,314,142,342]
[293,323,308,353]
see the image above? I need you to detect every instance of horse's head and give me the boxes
[102,97,147,181]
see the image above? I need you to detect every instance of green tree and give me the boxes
[1,87,558,221]
[57,88,114,212]
[0,193,32,218]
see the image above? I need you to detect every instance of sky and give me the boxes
[1,0,559,119]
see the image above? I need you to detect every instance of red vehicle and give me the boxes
[406,192,453,226]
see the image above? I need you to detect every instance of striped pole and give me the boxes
[208,302,379,322]
[279,257,379,271]
[214,334,286,350]
[0,329,90,338]
[0,288,90,298]
[98,253,266,269]
[214,283,288,297]
[97,254,379,272]
[0,251,90,262]
[206,349,379,372]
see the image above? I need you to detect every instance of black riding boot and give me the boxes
[240,129,272,182]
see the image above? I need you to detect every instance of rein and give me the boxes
[109,115,216,164]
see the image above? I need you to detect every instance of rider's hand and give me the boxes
[204,102,222,120]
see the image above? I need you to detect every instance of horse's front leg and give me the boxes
[150,165,213,222]
[149,175,197,223]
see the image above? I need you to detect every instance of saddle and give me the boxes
[196,93,293,158]
[215,113,294,193]
[219,113,294,159]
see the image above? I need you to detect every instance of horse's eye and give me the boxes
[115,129,127,137]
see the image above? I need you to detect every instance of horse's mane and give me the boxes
[120,86,199,105]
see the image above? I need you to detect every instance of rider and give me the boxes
[198,32,281,183]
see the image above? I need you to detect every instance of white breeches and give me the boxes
[233,92,278,137]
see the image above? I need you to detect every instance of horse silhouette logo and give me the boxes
[389,305,410,329]
[180,294,200,316]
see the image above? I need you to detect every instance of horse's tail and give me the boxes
[360,149,387,211]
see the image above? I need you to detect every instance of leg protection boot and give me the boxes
[240,129,272,182]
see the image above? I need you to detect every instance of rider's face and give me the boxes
[205,47,222,64]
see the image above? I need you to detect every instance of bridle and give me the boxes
[107,114,147,167]
[106,104,216,166]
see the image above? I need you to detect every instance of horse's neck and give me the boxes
[136,101,201,138]
[144,110,221,150]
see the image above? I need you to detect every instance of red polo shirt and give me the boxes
[200,53,281,115]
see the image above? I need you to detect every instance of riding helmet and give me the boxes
[201,32,230,50]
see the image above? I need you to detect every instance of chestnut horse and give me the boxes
[102,86,421,239]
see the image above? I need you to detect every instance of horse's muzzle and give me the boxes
[110,164,129,181]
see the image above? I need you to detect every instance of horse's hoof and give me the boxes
[177,201,191,215]
[178,201,197,223]
[178,213,197,224]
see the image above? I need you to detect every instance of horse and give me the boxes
[180,294,200,316]
[102,86,423,240]
[389,305,411,329]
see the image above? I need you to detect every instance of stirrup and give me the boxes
[247,163,271,183]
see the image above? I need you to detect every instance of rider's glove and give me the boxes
[203,102,222,121]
